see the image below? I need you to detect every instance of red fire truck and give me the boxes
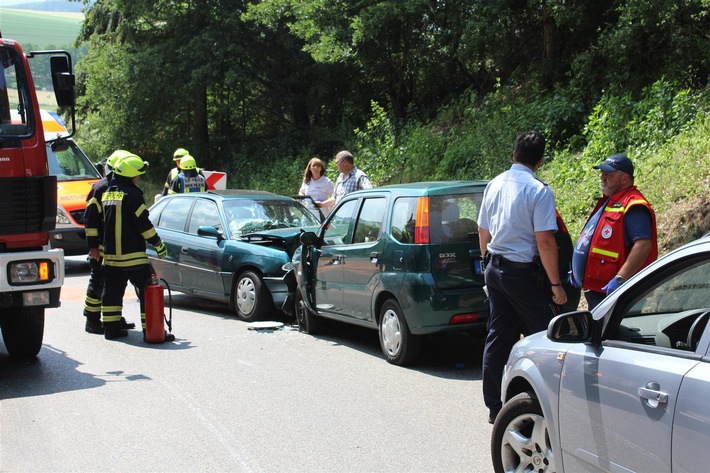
[0,34,75,358]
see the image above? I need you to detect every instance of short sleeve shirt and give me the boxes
[333,167,373,202]
[477,163,558,262]
[299,176,335,202]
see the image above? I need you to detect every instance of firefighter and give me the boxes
[100,153,173,341]
[83,150,136,334]
[161,147,189,196]
[167,154,207,194]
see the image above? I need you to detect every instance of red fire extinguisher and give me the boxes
[144,274,173,343]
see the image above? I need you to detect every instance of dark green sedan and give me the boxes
[293,181,490,365]
[147,191,321,321]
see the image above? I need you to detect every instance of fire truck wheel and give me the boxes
[0,307,44,358]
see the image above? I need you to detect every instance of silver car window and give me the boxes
[611,257,710,351]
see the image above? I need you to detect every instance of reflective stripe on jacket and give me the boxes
[101,176,161,268]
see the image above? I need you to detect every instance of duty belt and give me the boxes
[490,254,535,270]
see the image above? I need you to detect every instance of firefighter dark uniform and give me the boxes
[83,150,136,334]
[100,153,170,340]
[168,155,207,194]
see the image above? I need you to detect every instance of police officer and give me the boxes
[83,150,135,334]
[167,155,207,194]
[101,152,172,341]
[477,130,567,424]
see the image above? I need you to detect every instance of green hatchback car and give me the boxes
[293,181,489,365]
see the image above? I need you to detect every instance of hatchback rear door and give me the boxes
[427,191,484,290]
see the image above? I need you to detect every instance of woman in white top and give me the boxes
[299,157,334,214]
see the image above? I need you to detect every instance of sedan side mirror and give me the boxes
[300,231,319,246]
[198,225,225,241]
[547,310,594,343]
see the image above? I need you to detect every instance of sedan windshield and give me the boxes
[224,199,320,237]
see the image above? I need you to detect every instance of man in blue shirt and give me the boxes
[478,130,567,424]
[570,154,657,310]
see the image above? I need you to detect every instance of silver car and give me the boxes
[492,233,710,473]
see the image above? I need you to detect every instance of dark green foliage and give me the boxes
[69,0,709,248]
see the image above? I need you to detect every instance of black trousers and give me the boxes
[101,264,152,328]
[482,258,559,412]
[83,258,104,320]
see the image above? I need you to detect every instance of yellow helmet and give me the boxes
[114,153,148,178]
[106,149,132,170]
[179,155,197,170]
[173,148,190,161]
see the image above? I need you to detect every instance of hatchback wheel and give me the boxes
[295,286,319,334]
[378,299,420,366]
[232,270,271,321]
[491,391,558,473]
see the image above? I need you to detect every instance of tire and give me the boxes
[491,391,558,473]
[0,307,45,359]
[295,286,320,335]
[378,299,420,366]
[232,270,272,321]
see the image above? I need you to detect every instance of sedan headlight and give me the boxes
[282,262,294,272]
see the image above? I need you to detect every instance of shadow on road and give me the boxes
[0,344,105,400]
[309,319,485,380]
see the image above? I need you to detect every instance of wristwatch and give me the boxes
[614,274,625,284]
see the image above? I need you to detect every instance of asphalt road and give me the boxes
[0,257,494,472]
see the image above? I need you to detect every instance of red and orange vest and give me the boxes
[583,186,658,293]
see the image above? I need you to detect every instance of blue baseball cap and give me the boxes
[593,154,634,177]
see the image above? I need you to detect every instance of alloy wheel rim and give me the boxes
[500,412,555,472]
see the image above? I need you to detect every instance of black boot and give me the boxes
[120,317,136,330]
[104,322,128,340]
[85,315,104,334]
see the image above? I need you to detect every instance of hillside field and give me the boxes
[0,8,82,48]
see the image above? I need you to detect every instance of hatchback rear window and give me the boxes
[392,194,481,244]
[429,194,481,243]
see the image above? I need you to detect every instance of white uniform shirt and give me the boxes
[477,163,558,262]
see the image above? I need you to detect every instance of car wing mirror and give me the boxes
[547,310,594,343]
[198,225,225,241]
[300,231,319,246]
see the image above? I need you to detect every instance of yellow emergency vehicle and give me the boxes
[42,110,102,255]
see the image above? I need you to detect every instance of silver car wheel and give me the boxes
[500,412,554,472]
[380,308,402,357]
[236,276,256,315]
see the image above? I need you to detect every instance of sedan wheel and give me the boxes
[295,286,319,335]
[232,270,271,321]
[378,299,420,366]
[491,391,558,473]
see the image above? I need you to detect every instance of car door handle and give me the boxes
[370,251,378,264]
[181,247,189,254]
[638,382,668,405]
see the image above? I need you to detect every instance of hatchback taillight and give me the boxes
[414,196,430,244]
[450,313,482,325]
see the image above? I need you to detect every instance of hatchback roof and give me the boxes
[344,180,488,197]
